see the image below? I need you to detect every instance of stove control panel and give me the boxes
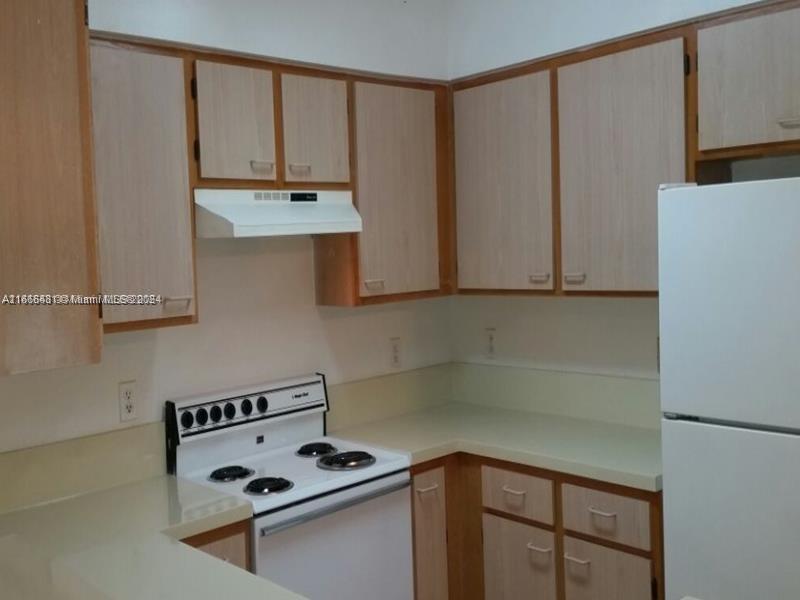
[164,374,328,471]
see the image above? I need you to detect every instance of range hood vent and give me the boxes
[194,189,362,238]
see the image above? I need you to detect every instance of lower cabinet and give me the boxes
[413,467,449,600]
[563,536,651,600]
[483,513,557,600]
[182,520,251,571]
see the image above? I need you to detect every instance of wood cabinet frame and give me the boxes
[413,453,663,600]
[182,518,253,572]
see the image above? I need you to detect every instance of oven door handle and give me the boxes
[259,479,411,537]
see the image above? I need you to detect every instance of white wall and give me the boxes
[446,0,759,78]
[88,0,451,80]
[0,238,451,452]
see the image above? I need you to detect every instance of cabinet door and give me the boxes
[196,60,276,180]
[563,537,651,600]
[558,39,685,291]
[355,82,439,296]
[413,467,448,600]
[455,71,553,290]
[698,7,800,150]
[91,44,195,325]
[483,513,557,600]
[0,0,101,374]
[282,74,350,182]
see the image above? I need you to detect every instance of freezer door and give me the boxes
[658,177,800,428]
[663,418,800,600]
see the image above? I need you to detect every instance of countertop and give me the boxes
[335,403,662,491]
[0,475,304,600]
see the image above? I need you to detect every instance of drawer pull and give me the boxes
[563,272,586,285]
[529,272,550,284]
[564,554,591,566]
[777,117,800,129]
[162,295,193,307]
[416,484,439,495]
[288,163,312,173]
[502,485,527,497]
[363,279,385,291]
[526,542,552,554]
[587,506,618,519]
[250,159,275,171]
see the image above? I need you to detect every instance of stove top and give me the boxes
[317,450,376,471]
[296,442,337,457]
[209,465,254,482]
[182,436,410,515]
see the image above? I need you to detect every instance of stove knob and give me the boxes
[241,398,253,416]
[224,402,236,420]
[180,410,194,429]
[196,407,208,426]
[210,405,222,423]
[257,396,268,413]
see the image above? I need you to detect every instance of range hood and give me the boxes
[194,189,362,238]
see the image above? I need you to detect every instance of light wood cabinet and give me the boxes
[90,44,195,326]
[183,520,250,571]
[195,60,276,180]
[483,513,557,600]
[558,38,685,291]
[563,536,651,600]
[481,466,553,525]
[454,71,553,290]
[0,0,101,375]
[354,82,440,297]
[698,7,800,150]
[281,74,350,182]
[413,467,448,600]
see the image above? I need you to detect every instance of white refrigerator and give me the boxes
[658,177,800,600]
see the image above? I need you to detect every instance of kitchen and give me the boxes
[1,0,799,599]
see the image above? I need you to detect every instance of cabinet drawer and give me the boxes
[483,513,556,600]
[563,536,651,600]
[562,484,650,550]
[481,466,553,524]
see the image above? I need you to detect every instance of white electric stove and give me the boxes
[165,373,413,600]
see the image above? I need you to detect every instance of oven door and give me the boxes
[253,471,413,600]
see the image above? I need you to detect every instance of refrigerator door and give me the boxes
[659,177,800,428]
[663,418,800,600]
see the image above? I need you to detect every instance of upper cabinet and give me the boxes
[455,71,553,290]
[698,7,800,150]
[91,44,196,327]
[195,61,276,180]
[0,0,101,375]
[354,82,440,297]
[558,38,686,292]
[281,74,350,182]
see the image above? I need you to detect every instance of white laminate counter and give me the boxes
[0,476,304,600]
[335,403,662,491]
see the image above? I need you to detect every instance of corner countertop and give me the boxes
[334,403,662,491]
[0,475,304,600]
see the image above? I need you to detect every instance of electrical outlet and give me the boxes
[390,337,402,368]
[118,380,137,422]
[486,327,496,359]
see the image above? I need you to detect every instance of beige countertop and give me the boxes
[0,475,303,600]
[335,403,662,491]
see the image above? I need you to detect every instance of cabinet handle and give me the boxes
[501,485,526,497]
[250,160,274,171]
[288,163,312,173]
[564,554,591,566]
[529,273,550,284]
[563,272,586,285]
[363,279,385,291]
[162,295,193,307]
[526,542,552,554]
[416,484,439,494]
[777,117,800,129]
[587,506,618,519]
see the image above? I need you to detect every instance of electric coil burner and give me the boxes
[208,465,254,482]
[296,442,338,457]
[244,477,294,496]
[316,450,377,471]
